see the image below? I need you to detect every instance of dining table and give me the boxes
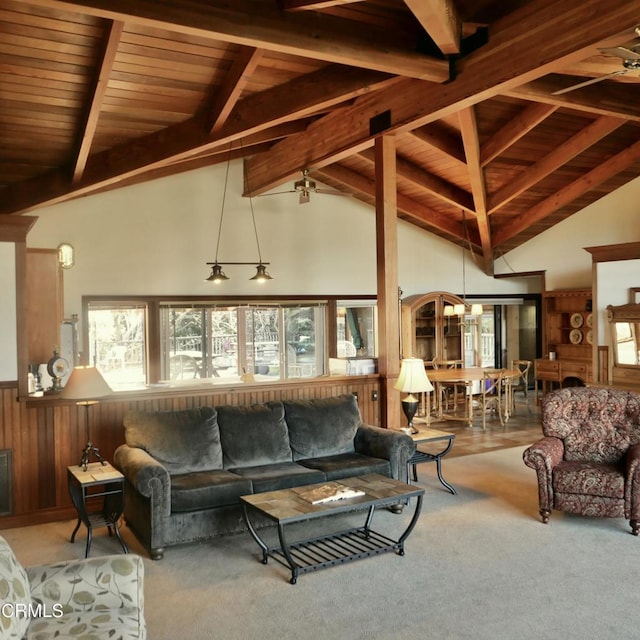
[422,366,520,427]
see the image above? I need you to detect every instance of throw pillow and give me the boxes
[123,407,223,474]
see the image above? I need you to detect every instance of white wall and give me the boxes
[500,177,640,290]
[596,259,640,345]
[16,162,640,365]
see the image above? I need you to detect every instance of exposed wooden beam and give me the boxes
[315,163,476,244]
[493,138,640,246]
[403,0,461,54]
[29,0,450,81]
[0,66,395,214]
[458,106,492,274]
[209,47,263,134]
[480,103,558,167]
[244,0,640,194]
[359,148,475,213]
[279,0,367,10]
[72,20,123,183]
[505,79,640,122]
[409,124,466,167]
[488,116,625,214]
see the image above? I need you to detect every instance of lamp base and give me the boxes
[79,441,106,472]
[401,399,420,435]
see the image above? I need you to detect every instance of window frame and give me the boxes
[82,294,376,391]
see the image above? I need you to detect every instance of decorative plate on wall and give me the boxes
[586,313,593,328]
[586,330,593,345]
[570,313,584,328]
[570,329,583,344]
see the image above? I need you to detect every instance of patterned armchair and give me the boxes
[523,387,640,535]
[0,535,146,639]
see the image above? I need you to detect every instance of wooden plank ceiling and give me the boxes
[1,0,640,273]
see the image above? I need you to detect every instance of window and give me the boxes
[87,303,147,390]
[86,298,334,390]
[336,300,378,358]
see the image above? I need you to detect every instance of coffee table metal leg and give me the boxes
[397,494,424,554]
[276,523,299,585]
[242,504,269,564]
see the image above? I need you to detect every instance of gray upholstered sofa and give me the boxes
[114,394,415,560]
[0,535,145,639]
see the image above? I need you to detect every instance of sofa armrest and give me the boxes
[28,554,145,621]
[625,444,640,517]
[523,436,564,515]
[523,436,564,473]
[114,444,171,515]
[354,424,416,483]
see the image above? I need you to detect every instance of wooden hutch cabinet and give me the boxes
[401,291,465,362]
[535,288,593,393]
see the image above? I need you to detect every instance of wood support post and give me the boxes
[374,135,401,428]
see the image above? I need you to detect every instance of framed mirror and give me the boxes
[607,302,640,390]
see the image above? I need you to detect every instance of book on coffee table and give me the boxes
[299,482,365,505]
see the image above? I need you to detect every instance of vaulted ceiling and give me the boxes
[2,0,640,274]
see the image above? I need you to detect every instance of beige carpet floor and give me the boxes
[5,446,640,640]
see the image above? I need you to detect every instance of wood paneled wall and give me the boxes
[0,376,381,529]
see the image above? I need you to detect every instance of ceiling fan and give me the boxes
[552,45,640,95]
[258,169,348,204]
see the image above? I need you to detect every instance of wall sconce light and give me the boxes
[204,145,273,283]
[57,242,75,269]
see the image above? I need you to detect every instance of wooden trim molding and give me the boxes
[584,242,640,263]
[0,216,38,243]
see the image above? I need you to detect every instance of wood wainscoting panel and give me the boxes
[1,376,381,528]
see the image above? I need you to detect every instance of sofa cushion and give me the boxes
[284,395,361,461]
[299,453,390,481]
[171,470,253,512]
[123,407,222,474]
[229,462,326,493]
[553,460,624,499]
[217,402,292,469]
[0,535,30,639]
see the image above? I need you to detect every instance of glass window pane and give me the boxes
[87,306,146,390]
[284,306,324,378]
[336,301,377,358]
[245,307,280,379]
[160,306,239,382]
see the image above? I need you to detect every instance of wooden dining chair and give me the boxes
[510,359,532,414]
[480,369,506,429]
[431,359,465,414]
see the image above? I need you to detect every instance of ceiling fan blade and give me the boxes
[551,70,627,95]
[598,46,640,60]
[255,189,297,197]
[315,188,351,196]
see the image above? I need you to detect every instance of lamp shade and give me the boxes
[394,358,434,394]
[60,366,112,401]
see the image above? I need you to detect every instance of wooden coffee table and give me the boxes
[241,474,424,584]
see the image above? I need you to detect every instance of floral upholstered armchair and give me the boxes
[0,535,146,639]
[523,387,640,535]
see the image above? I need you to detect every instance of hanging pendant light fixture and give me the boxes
[205,143,272,283]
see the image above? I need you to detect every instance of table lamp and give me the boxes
[395,358,433,434]
[61,366,112,471]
